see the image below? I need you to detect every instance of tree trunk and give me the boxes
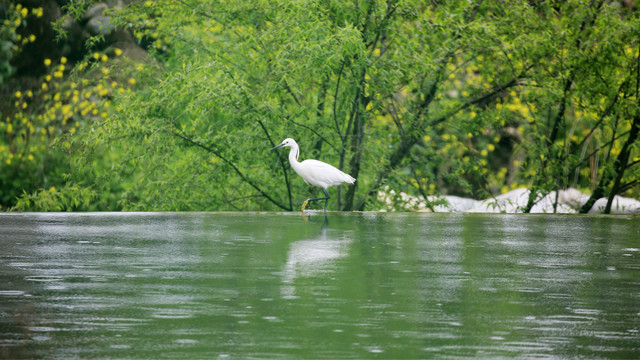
[604,114,640,213]
[342,75,369,210]
[523,72,575,213]
[523,0,604,213]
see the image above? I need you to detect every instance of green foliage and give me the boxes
[1,2,138,210]
[51,0,96,41]
[5,0,640,212]
[13,184,96,212]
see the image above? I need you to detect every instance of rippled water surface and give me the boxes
[1,212,639,358]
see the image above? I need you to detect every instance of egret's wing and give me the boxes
[300,160,355,187]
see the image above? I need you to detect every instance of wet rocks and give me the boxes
[379,187,640,214]
[13,0,146,77]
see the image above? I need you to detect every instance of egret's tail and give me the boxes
[344,173,356,184]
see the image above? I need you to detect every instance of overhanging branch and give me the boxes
[171,129,292,211]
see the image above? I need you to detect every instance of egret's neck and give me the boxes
[288,145,301,170]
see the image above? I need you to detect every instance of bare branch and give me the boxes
[171,129,292,211]
[258,119,293,210]
[283,115,339,153]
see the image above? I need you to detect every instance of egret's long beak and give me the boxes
[271,143,285,151]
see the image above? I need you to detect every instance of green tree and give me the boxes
[12,0,640,212]
[520,0,640,213]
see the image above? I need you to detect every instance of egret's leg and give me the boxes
[301,188,330,213]
[322,188,330,213]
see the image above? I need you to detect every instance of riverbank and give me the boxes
[379,187,640,214]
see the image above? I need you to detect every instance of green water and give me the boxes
[1,212,639,359]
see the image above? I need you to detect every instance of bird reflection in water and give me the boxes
[281,219,351,298]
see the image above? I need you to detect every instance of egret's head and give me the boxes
[270,138,296,151]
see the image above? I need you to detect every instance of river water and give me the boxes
[1,212,639,358]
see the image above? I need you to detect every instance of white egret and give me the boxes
[271,138,355,213]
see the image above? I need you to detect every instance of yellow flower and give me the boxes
[481,149,488,157]
[44,58,51,66]
[423,135,431,142]
[29,34,36,42]
[93,52,100,60]
[365,102,373,111]
[373,48,380,57]
[114,48,123,56]
[21,8,28,18]
[101,54,108,62]
[128,78,136,85]
[61,57,67,64]
[487,143,495,152]
[15,91,22,98]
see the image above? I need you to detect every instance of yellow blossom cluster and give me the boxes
[497,93,535,123]
[1,49,138,172]
[1,4,43,56]
[483,166,521,195]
